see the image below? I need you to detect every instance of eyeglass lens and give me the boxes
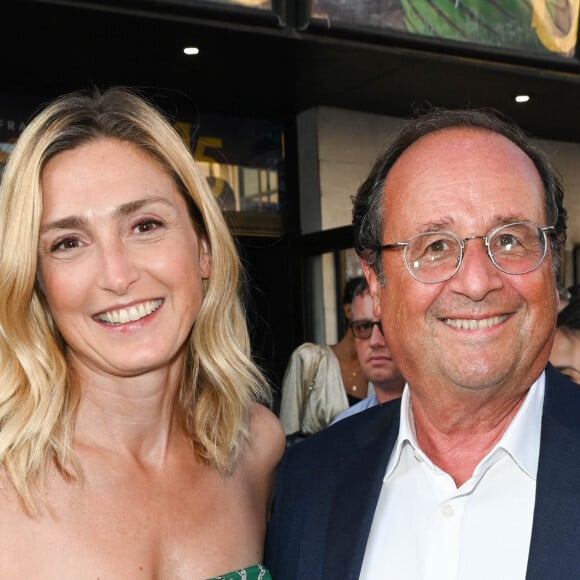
[351,320,383,339]
[405,222,548,283]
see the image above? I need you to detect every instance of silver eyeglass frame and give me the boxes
[375,221,555,284]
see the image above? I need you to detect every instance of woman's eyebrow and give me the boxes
[39,196,174,234]
[39,215,86,235]
[112,196,173,218]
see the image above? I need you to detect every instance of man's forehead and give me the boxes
[352,291,374,317]
[381,127,545,227]
[392,125,523,167]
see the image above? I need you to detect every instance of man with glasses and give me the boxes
[331,278,404,423]
[266,108,580,579]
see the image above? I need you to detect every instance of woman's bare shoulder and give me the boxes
[247,403,285,469]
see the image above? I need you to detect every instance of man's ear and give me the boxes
[343,302,352,322]
[362,258,382,319]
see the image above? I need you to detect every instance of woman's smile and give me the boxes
[95,298,164,325]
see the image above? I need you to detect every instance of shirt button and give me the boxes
[442,504,454,518]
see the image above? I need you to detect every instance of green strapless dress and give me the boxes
[207,564,272,580]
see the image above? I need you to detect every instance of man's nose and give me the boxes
[369,322,386,346]
[447,238,503,301]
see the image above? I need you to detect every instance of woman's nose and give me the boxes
[97,240,139,295]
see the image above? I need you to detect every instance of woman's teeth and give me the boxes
[96,299,163,325]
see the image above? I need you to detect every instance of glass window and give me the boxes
[0,95,284,236]
[175,112,283,234]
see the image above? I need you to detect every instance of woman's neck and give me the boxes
[71,363,185,466]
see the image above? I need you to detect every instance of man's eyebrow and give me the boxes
[416,219,454,233]
[39,196,174,234]
[415,214,532,234]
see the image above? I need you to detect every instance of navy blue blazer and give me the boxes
[265,365,580,579]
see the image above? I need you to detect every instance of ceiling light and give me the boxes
[515,94,530,103]
[183,47,200,56]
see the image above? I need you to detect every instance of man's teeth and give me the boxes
[97,299,163,325]
[444,315,507,330]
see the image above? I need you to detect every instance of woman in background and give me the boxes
[279,276,368,442]
[0,87,284,579]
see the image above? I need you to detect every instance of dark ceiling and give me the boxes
[4,0,580,141]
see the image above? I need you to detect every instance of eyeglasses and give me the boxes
[376,221,554,284]
[350,319,383,339]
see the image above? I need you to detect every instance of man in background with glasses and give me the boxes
[266,108,580,579]
[331,277,404,424]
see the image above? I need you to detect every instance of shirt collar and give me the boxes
[385,373,545,481]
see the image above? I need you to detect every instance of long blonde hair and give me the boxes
[0,87,270,513]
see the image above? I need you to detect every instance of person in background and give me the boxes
[331,277,405,423]
[0,87,284,580]
[266,107,580,579]
[550,292,580,383]
[279,276,368,442]
[558,282,571,310]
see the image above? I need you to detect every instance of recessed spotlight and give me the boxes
[183,46,200,56]
[515,94,530,103]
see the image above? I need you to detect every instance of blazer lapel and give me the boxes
[322,401,401,579]
[527,366,580,579]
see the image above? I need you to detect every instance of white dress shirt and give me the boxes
[360,374,545,580]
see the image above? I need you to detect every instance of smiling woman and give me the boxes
[0,87,284,579]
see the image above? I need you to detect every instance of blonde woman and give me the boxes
[0,87,284,579]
